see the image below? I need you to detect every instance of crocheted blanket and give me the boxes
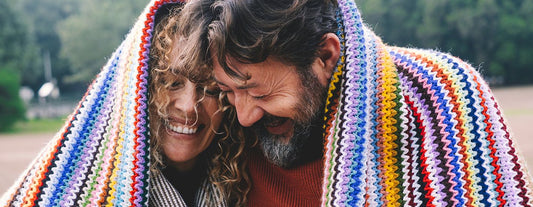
[0,0,183,206]
[1,0,532,206]
[321,0,533,206]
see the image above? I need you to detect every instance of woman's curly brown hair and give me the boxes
[148,3,254,206]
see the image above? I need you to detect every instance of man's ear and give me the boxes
[312,33,340,86]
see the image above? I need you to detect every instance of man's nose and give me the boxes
[233,94,263,127]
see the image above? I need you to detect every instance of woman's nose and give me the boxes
[172,82,197,113]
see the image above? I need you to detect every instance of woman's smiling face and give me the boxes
[157,72,223,172]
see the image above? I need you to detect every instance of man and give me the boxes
[186,0,533,206]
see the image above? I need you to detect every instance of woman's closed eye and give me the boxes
[204,85,221,97]
[168,81,184,90]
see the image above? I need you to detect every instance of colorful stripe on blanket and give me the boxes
[321,0,533,206]
[0,1,183,206]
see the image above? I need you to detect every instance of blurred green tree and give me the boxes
[357,0,533,85]
[9,0,79,92]
[0,69,26,132]
[0,0,29,131]
[57,0,147,84]
[2,0,40,85]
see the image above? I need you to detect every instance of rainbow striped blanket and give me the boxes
[1,0,532,206]
[0,0,183,206]
[321,0,533,206]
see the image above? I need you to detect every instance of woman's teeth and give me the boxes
[167,123,198,134]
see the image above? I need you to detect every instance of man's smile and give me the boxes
[263,116,294,138]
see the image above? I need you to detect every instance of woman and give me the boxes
[148,3,251,206]
[148,67,225,206]
[0,1,251,206]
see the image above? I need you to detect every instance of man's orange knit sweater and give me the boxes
[246,149,323,207]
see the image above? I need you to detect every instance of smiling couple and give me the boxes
[2,0,532,206]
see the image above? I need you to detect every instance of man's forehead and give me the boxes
[213,60,247,82]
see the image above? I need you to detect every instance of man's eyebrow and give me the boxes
[213,77,258,90]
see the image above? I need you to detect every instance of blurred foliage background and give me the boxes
[1,0,147,131]
[4,0,146,91]
[1,0,532,132]
[357,0,533,85]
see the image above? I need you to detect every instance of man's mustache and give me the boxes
[253,113,289,128]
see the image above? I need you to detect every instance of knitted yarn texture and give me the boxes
[0,0,183,206]
[321,0,533,206]
[1,0,532,206]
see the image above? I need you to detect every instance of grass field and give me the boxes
[3,117,66,134]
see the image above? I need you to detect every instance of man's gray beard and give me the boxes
[252,68,326,168]
[254,121,314,168]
